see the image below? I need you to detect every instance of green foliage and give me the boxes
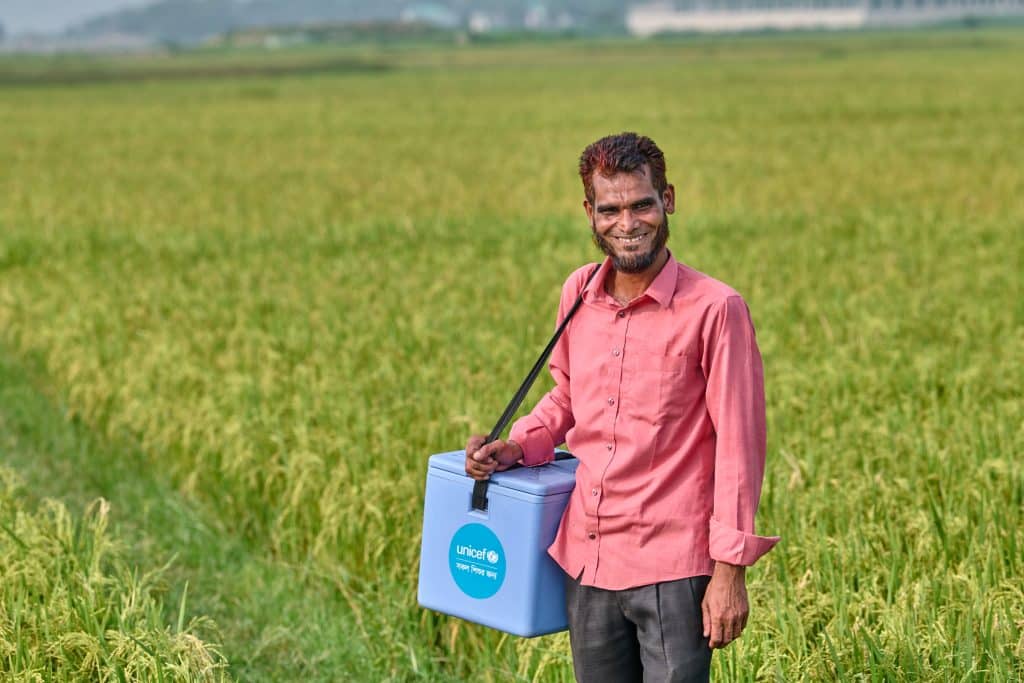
[0,51,390,87]
[0,28,1022,681]
[0,468,229,682]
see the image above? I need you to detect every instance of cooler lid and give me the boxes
[428,450,578,496]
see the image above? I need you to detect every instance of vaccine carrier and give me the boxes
[417,449,577,637]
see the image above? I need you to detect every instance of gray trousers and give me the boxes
[564,572,713,683]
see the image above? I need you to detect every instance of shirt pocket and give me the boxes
[634,351,705,423]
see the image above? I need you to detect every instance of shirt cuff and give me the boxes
[708,516,780,566]
[508,415,555,467]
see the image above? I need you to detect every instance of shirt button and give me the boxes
[606,443,613,451]
[591,488,599,496]
[588,532,596,540]
[617,311,626,318]
[607,397,615,406]
[612,348,620,357]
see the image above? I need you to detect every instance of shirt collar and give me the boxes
[582,251,679,309]
[645,251,679,308]
[582,257,613,304]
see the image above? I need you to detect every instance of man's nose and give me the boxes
[619,210,639,232]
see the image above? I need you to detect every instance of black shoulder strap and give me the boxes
[471,264,601,512]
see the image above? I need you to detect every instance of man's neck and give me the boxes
[606,248,669,305]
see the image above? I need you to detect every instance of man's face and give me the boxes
[585,166,675,274]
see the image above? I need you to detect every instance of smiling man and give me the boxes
[466,132,779,682]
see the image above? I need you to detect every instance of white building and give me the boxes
[627,0,1024,34]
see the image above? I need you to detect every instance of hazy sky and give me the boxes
[1,0,152,35]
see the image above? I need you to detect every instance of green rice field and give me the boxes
[1,28,1022,681]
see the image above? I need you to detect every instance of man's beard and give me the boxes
[592,213,670,274]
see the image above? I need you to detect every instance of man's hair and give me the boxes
[578,132,668,204]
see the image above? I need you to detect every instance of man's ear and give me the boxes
[663,184,676,214]
[583,199,594,223]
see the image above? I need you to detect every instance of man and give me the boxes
[465,132,778,682]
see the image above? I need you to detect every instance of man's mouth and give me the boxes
[617,233,648,246]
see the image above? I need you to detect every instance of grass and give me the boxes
[0,460,228,681]
[0,52,391,87]
[0,27,1023,680]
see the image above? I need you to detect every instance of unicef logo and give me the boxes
[448,523,507,599]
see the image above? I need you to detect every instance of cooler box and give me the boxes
[417,449,578,637]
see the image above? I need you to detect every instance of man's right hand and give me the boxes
[464,435,524,480]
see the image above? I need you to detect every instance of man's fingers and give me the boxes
[469,455,496,471]
[466,462,495,481]
[708,620,724,649]
[701,602,711,639]
[464,438,520,480]
[473,444,501,464]
[465,436,499,480]
[708,616,748,648]
[467,456,493,471]
[731,611,747,641]
[716,615,746,648]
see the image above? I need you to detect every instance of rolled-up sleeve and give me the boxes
[509,273,582,466]
[703,295,780,566]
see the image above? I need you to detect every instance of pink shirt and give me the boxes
[510,253,779,590]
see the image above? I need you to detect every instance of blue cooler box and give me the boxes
[417,450,578,637]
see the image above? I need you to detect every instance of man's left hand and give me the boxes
[701,562,749,649]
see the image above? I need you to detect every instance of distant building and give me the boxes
[524,3,551,30]
[468,12,494,33]
[522,3,577,31]
[627,0,1024,34]
[400,3,461,29]
[469,10,518,33]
